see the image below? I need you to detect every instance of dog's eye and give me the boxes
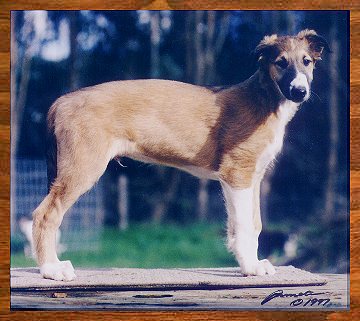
[303,57,312,66]
[275,57,288,69]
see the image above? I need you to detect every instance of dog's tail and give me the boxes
[46,103,57,192]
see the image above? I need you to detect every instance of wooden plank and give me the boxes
[0,0,357,10]
[10,266,327,291]
[11,274,347,310]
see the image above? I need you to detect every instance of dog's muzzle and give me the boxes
[290,86,307,103]
[289,72,310,103]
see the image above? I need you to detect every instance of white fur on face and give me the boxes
[290,72,310,100]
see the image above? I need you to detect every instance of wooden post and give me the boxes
[118,175,129,230]
[197,179,209,222]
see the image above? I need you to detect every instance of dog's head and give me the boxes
[254,29,330,103]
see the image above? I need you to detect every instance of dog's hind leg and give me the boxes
[32,188,76,281]
[32,134,112,281]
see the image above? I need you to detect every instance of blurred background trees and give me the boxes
[11,10,349,273]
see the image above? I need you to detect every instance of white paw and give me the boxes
[241,259,276,276]
[40,260,76,281]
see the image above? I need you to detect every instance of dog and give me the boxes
[32,29,330,281]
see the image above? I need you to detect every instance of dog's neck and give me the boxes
[217,69,298,120]
[248,69,287,112]
[250,69,300,128]
[213,69,300,153]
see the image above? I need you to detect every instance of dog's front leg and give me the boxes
[221,181,275,276]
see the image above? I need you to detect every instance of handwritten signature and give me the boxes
[261,289,331,307]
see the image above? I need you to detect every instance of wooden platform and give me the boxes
[11,267,349,310]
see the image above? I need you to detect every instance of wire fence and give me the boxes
[12,158,104,251]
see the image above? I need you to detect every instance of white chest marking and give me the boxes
[256,101,298,175]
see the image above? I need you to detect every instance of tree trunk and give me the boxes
[11,12,33,231]
[150,11,161,78]
[152,170,180,223]
[271,11,280,33]
[103,162,121,227]
[69,11,80,91]
[185,12,195,81]
[118,175,129,230]
[324,21,340,223]
[205,11,216,84]
[197,179,209,222]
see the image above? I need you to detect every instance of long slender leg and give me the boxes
[221,180,275,276]
[252,179,262,254]
[32,138,112,281]
[223,187,236,252]
[32,186,76,281]
[252,178,275,274]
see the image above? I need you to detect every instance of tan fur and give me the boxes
[32,30,328,278]
[33,78,287,264]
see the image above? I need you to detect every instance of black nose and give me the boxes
[290,87,307,102]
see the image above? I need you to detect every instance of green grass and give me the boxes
[11,222,237,268]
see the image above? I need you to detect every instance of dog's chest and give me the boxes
[255,101,298,173]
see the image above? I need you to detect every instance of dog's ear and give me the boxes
[297,29,331,61]
[253,34,279,65]
[253,35,278,67]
